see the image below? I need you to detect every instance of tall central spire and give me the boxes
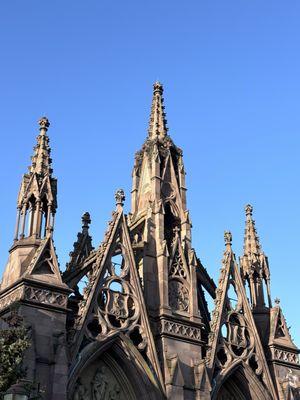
[148,81,168,139]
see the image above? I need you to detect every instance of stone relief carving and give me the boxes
[24,286,68,307]
[73,379,88,400]
[168,240,190,313]
[161,320,201,341]
[0,285,68,311]
[168,280,189,312]
[92,366,120,400]
[273,348,299,364]
[73,360,128,400]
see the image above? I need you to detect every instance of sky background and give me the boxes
[0,1,299,346]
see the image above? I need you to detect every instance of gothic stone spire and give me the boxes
[240,204,272,308]
[15,117,57,241]
[0,118,60,290]
[206,231,277,400]
[129,83,212,398]
[243,204,262,256]
[64,212,94,281]
[29,117,53,176]
[0,118,71,399]
[148,81,168,140]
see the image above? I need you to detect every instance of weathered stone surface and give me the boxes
[0,84,299,400]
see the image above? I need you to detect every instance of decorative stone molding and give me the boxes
[24,286,68,308]
[161,320,201,341]
[0,283,68,311]
[272,348,300,364]
[0,286,24,311]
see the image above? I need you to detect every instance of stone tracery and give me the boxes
[0,83,299,400]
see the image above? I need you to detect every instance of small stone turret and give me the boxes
[0,118,71,400]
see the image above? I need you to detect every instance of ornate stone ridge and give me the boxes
[0,284,68,311]
[272,348,300,365]
[0,286,25,311]
[161,320,201,341]
[24,286,68,308]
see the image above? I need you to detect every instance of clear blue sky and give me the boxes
[0,1,299,346]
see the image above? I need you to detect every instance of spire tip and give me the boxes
[115,189,125,207]
[245,204,253,217]
[275,297,280,306]
[38,117,50,130]
[224,231,232,247]
[82,212,91,228]
[153,81,163,94]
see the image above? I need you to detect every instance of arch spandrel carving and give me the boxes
[72,358,133,400]
[69,335,165,400]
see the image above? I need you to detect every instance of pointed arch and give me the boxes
[212,361,273,400]
[206,233,278,399]
[68,333,165,400]
[70,203,164,390]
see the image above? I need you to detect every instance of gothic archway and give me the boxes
[212,362,272,400]
[68,333,164,400]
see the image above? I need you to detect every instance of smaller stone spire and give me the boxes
[12,117,57,243]
[240,204,272,308]
[29,117,53,176]
[148,82,168,139]
[64,212,93,277]
[243,204,262,256]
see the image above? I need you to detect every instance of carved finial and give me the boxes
[153,81,163,94]
[224,231,232,247]
[245,204,253,217]
[275,297,280,306]
[115,189,125,207]
[38,116,50,131]
[82,212,91,229]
